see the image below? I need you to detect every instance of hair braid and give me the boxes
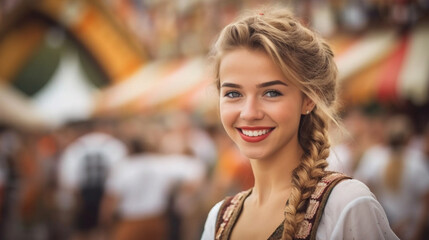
[212,7,339,240]
[282,109,331,239]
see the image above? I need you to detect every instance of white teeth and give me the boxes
[242,129,270,137]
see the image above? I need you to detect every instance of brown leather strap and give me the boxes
[214,189,252,240]
[310,173,351,239]
[215,196,233,233]
[296,172,351,240]
[214,172,351,240]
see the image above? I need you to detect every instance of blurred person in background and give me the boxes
[0,158,4,237]
[0,145,5,236]
[157,111,218,239]
[16,131,49,240]
[327,107,373,176]
[422,123,429,166]
[327,106,388,176]
[32,131,62,240]
[202,7,397,240]
[0,125,21,239]
[157,112,213,240]
[423,122,429,239]
[355,115,429,240]
[99,123,206,240]
[0,126,60,240]
[159,111,217,168]
[58,119,127,240]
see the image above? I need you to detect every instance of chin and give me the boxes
[238,147,270,160]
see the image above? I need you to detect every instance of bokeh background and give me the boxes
[0,0,428,240]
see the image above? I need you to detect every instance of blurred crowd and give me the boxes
[327,108,429,240]
[0,108,428,240]
[0,111,253,240]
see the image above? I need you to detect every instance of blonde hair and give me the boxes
[211,7,338,239]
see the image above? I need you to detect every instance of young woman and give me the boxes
[201,8,398,240]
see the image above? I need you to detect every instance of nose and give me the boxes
[240,97,264,121]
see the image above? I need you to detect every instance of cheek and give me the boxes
[267,101,301,125]
[219,103,237,129]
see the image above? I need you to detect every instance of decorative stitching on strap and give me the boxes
[215,189,252,240]
[214,172,351,240]
[295,172,351,240]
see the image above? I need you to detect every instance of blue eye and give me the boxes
[225,91,241,98]
[264,90,282,97]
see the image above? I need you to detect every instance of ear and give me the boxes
[301,96,315,115]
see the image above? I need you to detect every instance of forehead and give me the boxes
[219,48,287,84]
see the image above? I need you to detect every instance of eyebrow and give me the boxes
[220,80,288,89]
[257,80,288,88]
[220,82,241,88]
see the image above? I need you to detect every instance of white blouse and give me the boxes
[201,179,399,240]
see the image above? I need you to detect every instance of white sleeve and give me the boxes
[354,146,390,183]
[317,179,399,240]
[165,155,206,182]
[105,165,122,195]
[104,138,128,165]
[410,151,429,196]
[201,201,223,240]
[58,144,82,190]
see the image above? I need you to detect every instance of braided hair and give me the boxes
[212,7,339,239]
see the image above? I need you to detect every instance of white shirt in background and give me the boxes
[59,132,128,190]
[106,153,205,219]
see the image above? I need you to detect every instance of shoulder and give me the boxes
[327,178,375,207]
[201,188,251,240]
[201,200,224,240]
[317,179,398,239]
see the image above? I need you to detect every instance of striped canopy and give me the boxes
[332,22,429,106]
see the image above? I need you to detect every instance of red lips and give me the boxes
[237,127,274,143]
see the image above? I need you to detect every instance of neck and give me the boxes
[249,141,303,206]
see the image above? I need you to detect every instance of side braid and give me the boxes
[282,109,331,240]
[211,7,339,240]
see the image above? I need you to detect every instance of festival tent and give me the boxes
[333,21,429,106]
[93,23,429,118]
[93,56,218,117]
[0,0,148,129]
[397,23,429,105]
[0,82,47,131]
[94,24,429,117]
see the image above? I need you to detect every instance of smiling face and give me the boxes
[219,48,312,161]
